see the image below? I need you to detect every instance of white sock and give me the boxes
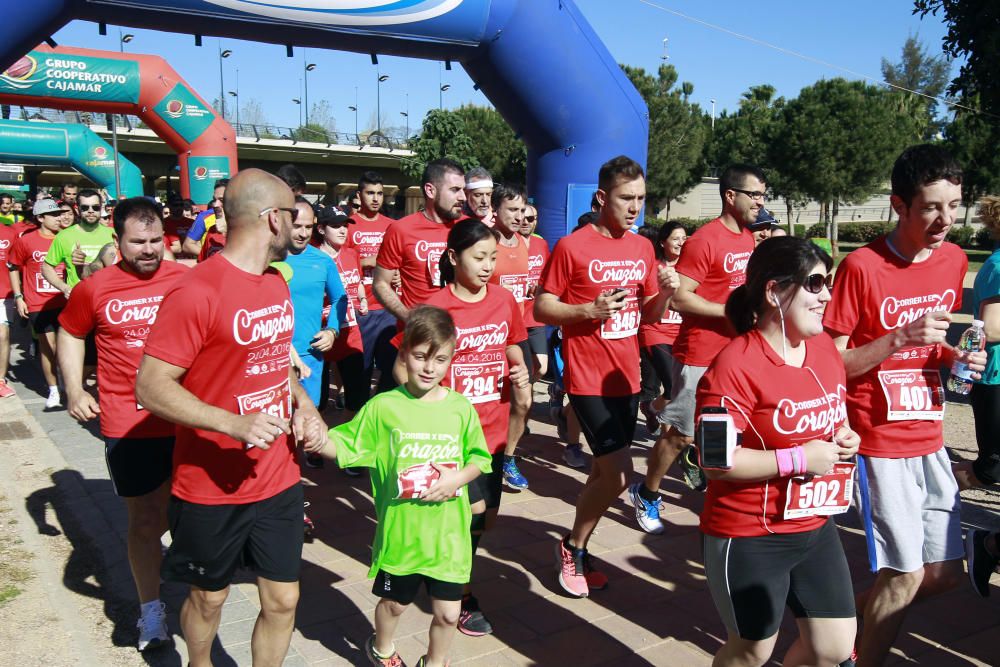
[48,385,59,395]
[140,599,161,617]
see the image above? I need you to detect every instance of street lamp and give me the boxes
[292,98,302,128]
[304,60,317,126]
[119,30,133,53]
[710,98,716,131]
[377,73,389,136]
[439,84,451,110]
[218,45,232,121]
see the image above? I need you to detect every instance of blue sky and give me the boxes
[50,1,955,135]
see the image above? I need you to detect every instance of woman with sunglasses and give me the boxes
[696,237,859,667]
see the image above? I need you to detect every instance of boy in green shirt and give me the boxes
[316,305,491,667]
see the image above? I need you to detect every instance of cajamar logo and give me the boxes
[0,56,41,90]
[165,99,185,119]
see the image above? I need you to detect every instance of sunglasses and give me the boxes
[800,273,834,294]
[79,204,101,211]
[524,216,537,223]
[350,203,361,210]
[259,206,300,222]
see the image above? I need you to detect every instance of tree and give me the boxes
[769,78,921,252]
[401,109,479,180]
[944,99,1000,224]
[452,105,527,185]
[291,123,331,143]
[308,100,337,135]
[622,63,707,219]
[240,98,269,127]
[881,35,951,138]
[914,0,1000,115]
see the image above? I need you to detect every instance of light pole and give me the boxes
[400,92,409,140]
[377,72,389,136]
[303,59,317,126]
[439,84,451,110]
[710,98,716,131]
[118,30,133,53]
[292,98,302,128]
[218,45,232,120]
[661,37,669,61]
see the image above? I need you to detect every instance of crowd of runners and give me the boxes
[0,141,997,667]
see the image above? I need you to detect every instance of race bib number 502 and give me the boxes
[783,462,855,520]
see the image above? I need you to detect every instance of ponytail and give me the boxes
[725,284,759,335]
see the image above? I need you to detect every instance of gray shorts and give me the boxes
[0,298,14,325]
[656,362,707,437]
[855,448,962,573]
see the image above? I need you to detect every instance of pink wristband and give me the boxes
[775,448,794,477]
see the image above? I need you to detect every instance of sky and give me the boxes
[48,0,957,135]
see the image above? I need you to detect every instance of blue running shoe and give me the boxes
[627,482,664,534]
[502,456,529,490]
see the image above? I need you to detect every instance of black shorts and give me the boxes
[567,393,639,457]
[84,331,98,366]
[104,436,174,497]
[336,352,368,412]
[702,519,856,641]
[372,569,464,605]
[162,483,304,591]
[517,339,531,369]
[645,343,676,399]
[970,383,1000,485]
[468,451,504,509]
[525,326,548,357]
[29,308,61,335]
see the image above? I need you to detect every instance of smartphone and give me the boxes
[697,407,737,470]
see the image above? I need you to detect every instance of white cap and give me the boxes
[973,319,985,328]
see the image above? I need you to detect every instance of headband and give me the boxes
[465,180,493,190]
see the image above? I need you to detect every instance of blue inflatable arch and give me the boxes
[3,1,648,243]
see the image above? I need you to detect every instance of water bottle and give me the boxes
[947,319,986,395]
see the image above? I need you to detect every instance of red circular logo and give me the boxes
[193,166,209,179]
[93,147,108,159]
[3,56,35,80]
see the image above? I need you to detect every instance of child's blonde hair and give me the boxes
[979,196,1000,240]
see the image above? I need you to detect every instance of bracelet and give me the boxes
[791,445,807,476]
[775,448,794,477]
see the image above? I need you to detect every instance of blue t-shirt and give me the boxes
[286,245,348,359]
[186,210,214,243]
[973,247,1000,385]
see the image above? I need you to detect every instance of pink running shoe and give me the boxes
[555,537,589,598]
[0,381,14,399]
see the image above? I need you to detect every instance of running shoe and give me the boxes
[638,400,658,435]
[966,528,998,598]
[838,648,858,667]
[502,456,529,490]
[679,445,707,491]
[457,594,493,636]
[304,453,324,469]
[562,443,586,469]
[303,503,315,538]
[555,537,589,598]
[583,552,608,591]
[136,601,170,652]
[365,634,406,667]
[0,380,15,399]
[44,387,61,410]
[627,483,665,534]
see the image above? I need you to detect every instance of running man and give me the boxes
[58,197,188,652]
[136,168,327,667]
[534,155,678,597]
[824,144,986,667]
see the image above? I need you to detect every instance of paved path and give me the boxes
[1,323,999,666]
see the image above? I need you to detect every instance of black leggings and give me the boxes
[970,383,1000,485]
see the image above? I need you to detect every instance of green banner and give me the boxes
[187,156,231,205]
[0,51,140,103]
[153,83,215,144]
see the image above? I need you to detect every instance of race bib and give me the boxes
[451,360,504,404]
[499,273,530,303]
[362,266,374,286]
[783,462,855,520]
[877,369,945,421]
[661,309,682,325]
[396,461,461,499]
[601,289,640,340]
[236,379,292,449]
[36,272,59,294]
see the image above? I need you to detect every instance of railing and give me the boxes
[0,105,410,150]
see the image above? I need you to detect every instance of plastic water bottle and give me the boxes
[947,319,986,395]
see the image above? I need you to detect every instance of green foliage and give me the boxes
[402,109,480,180]
[804,224,827,239]
[452,105,527,185]
[947,224,976,248]
[622,64,707,215]
[976,227,996,249]
[837,222,895,243]
[291,123,332,143]
[944,102,1000,207]
[881,35,951,137]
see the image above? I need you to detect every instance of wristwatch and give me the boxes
[12,293,22,299]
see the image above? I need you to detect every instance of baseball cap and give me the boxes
[33,198,62,217]
[748,206,778,231]
[317,207,353,227]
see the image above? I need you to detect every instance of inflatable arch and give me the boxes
[2,1,647,244]
[0,44,237,205]
[0,119,142,198]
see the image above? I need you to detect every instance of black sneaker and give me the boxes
[966,528,998,598]
[304,453,324,469]
[457,595,493,636]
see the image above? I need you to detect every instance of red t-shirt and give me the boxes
[12,220,38,237]
[198,230,227,263]
[327,247,364,360]
[823,238,966,458]
[671,218,754,367]
[491,234,530,312]
[375,212,452,309]
[392,285,527,453]
[8,231,65,312]
[144,256,299,504]
[639,260,683,348]
[523,235,550,328]
[698,330,849,537]
[0,225,17,298]
[348,213,395,311]
[58,262,189,438]
[163,215,193,250]
[539,224,659,396]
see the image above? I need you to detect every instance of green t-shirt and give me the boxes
[44,223,115,287]
[329,386,491,583]
[0,213,22,226]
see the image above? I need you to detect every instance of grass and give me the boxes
[0,495,32,606]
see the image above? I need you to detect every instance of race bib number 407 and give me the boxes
[877,369,945,421]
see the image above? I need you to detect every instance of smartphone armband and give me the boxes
[696,407,740,470]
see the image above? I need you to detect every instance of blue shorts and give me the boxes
[297,352,324,407]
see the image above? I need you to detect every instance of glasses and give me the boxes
[350,203,361,210]
[797,273,834,294]
[524,216,537,223]
[79,204,101,211]
[731,188,767,202]
[259,206,299,222]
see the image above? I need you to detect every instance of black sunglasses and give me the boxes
[800,273,834,294]
[350,203,361,210]
[524,216,537,223]
[79,204,101,211]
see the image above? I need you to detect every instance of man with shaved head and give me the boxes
[136,168,326,665]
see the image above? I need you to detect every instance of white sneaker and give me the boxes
[136,601,170,652]
[44,388,61,410]
[562,444,587,469]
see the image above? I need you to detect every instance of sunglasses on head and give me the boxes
[79,204,101,211]
[259,206,300,222]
